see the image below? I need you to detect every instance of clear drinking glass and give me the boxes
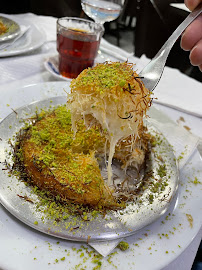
[81,0,125,25]
[57,17,104,79]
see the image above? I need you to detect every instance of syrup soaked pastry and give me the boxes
[21,62,152,209]
[70,62,152,185]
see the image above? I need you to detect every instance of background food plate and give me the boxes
[0,82,201,270]
[0,16,20,42]
[0,18,45,57]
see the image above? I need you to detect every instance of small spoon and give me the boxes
[139,3,202,91]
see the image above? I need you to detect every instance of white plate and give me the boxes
[0,18,45,57]
[0,16,20,42]
[0,82,202,270]
[44,55,72,82]
[0,96,178,242]
[44,54,105,82]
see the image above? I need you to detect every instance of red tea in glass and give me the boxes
[57,18,104,79]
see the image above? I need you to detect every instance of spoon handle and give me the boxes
[157,3,202,57]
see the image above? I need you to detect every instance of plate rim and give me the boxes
[0,16,21,42]
[0,19,46,57]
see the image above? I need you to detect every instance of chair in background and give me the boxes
[104,0,137,47]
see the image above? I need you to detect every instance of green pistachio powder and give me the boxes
[4,102,177,269]
[7,103,171,224]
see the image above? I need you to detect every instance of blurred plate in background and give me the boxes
[0,18,46,57]
[0,16,20,42]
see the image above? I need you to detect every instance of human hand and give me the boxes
[180,0,202,71]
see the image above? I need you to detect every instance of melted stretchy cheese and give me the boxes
[70,62,152,185]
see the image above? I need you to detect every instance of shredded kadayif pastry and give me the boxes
[20,62,152,209]
[70,62,152,185]
[21,106,119,208]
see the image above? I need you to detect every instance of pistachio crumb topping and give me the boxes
[117,241,129,251]
[71,62,134,94]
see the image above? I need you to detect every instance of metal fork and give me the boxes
[139,3,202,91]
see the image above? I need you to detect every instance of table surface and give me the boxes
[0,12,201,270]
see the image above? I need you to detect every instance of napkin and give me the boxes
[148,106,200,170]
[136,55,202,118]
[100,38,134,61]
[20,13,57,42]
[0,25,30,50]
[89,106,199,257]
[170,3,190,12]
[90,239,123,257]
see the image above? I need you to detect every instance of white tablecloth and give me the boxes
[0,13,201,270]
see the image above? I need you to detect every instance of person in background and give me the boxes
[181,0,202,72]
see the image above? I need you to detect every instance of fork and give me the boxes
[139,3,202,91]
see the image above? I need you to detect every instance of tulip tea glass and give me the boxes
[57,17,104,79]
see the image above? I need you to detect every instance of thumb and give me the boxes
[184,0,202,11]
